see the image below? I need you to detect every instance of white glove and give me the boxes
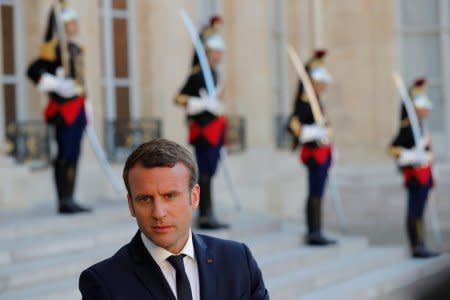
[199,88,222,116]
[398,148,430,166]
[186,96,222,116]
[37,73,78,98]
[84,99,94,126]
[204,98,222,116]
[187,96,207,115]
[300,124,328,143]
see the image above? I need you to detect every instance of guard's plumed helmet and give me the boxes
[60,7,78,22]
[209,15,223,26]
[205,34,225,51]
[307,49,332,83]
[411,78,432,109]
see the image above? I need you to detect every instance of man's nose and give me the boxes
[151,198,167,219]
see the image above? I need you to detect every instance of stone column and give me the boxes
[144,0,197,145]
[222,0,274,147]
[22,0,51,120]
[322,0,396,162]
[0,7,5,151]
[70,0,103,148]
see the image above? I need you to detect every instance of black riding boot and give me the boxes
[305,196,336,246]
[197,176,229,229]
[407,218,439,258]
[54,160,91,214]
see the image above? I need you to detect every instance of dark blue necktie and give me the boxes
[167,254,193,300]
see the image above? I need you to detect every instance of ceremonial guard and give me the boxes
[26,4,91,214]
[389,78,439,258]
[191,15,223,67]
[287,50,336,245]
[175,34,229,229]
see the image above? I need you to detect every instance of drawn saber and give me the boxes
[286,44,324,124]
[179,9,241,210]
[392,72,423,150]
[428,193,443,245]
[85,127,123,193]
[392,72,442,245]
[55,0,124,194]
[179,9,217,100]
[286,44,347,231]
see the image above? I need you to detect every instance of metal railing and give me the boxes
[5,120,52,166]
[226,115,246,154]
[274,114,292,149]
[104,118,163,162]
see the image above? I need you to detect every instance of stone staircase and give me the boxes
[1,148,450,299]
[0,200,449,300]
[0,156,34,211]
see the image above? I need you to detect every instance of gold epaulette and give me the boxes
[191,65,201,75]
[175,94,189,106]
[300,93,309,103]
[201,26,216,41]
[288,116,302,137]
[401,118,410,128]
[39,38,57,61]
[388,146,402,157]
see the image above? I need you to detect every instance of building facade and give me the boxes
[1,0,449,164]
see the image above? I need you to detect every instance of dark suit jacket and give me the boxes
[79,231,269,300]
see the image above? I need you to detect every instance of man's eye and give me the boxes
[137,196,151,202]
[166,193,177,199]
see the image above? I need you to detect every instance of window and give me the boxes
[99,0,137,121]
[1,0,24,141]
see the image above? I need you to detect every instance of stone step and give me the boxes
[0,243,120,292]
[295,253,450,300]
[0,157,124,212]
[0,228,360,299]
[0,156,16,167]
[0,230,295,292]
[267,246,406,299]
[0,211,283,292]
[0,220,137,265]
[259,236,368,279]
[0,201,129,242]
[0,275,79,300]
[0,204,281,263]
[0,166,32,211]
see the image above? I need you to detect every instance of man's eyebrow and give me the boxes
[134,194,151,200]
[164,189,181,195]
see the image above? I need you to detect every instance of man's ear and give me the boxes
[127,194,136,217]
[191,184,200,210]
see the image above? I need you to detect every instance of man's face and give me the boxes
[212,20,223,31]
[127,162,199,254]
[416,107,430,119]
[207,49,224,67]
[312,80,328,94]
[64,20,79,38]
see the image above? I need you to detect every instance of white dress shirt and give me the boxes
[141,230,200,300]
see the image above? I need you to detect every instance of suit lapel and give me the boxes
[129,231,177,300]
[193,233,216,300]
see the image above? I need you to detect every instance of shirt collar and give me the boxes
[140,229,196,265]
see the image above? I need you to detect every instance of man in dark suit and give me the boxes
[79,139,269,300]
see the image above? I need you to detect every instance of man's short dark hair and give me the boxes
[123,139,198,195]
